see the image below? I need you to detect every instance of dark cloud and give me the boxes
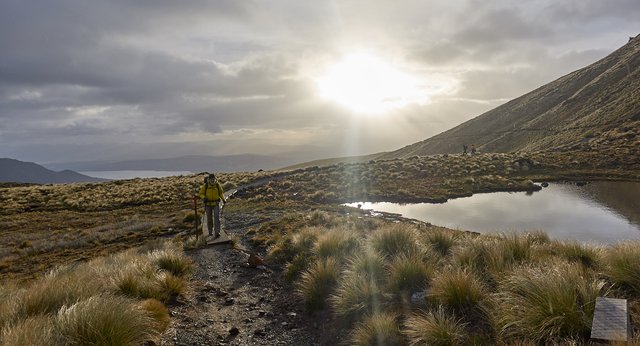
[0,1,639,164]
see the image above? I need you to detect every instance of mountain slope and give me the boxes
[382,34,640,158]
[0,158,106,184]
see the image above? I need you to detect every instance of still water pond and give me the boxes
[345,182,640,245]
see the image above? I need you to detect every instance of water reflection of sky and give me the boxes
[345,182,640,245]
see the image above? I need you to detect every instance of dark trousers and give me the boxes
[204,204,221,236]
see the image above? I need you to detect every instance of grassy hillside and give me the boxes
[0,148,639,343]
[382,34,640,158]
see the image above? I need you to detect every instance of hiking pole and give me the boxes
[193,191,199,241]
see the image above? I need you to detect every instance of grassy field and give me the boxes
[260,211,640,344]
[1,149,639,344]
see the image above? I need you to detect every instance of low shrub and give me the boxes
[403,307,468,346]
[351,312,403,346]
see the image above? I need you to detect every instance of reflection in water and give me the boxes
[345,182,640,245]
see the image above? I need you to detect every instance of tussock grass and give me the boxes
[351,312,403,346]
[369,224,423,260]
[115,264,169,302]
[495,261,604,343]
[140,298,171,332]
[56,294,159,345]
[0,315,58,346]
[552,241,603,269]
[345,250,387,285]
[13,269,103,320]
[284,253,313,283]
[151,247,194,277]
[604,241,640,295]
[0,240,188,345]
[453,239,506,285]
[267,226,321,264]
[497,232,535,264]
[330,273,387,321]
[313,227,361,263]
[297,257,341,313]
[386,254,431,297]
[422,228,459,257]
[428,268,488,316]
[403,307,468,346]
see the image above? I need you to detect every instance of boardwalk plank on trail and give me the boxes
[591,297,628,342]
[205,231,231,245]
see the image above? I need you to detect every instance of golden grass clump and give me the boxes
[428,268,489,316]
[150,247,194,277]
[140,298,171,332]
[313,227,361,263]
[56,294,159,345]
[267,226,321,264]
[422,228,459,257]
[12,269,103,320]
[385,254,431,297]
[351,312,403,346]
[297,257,341,313]
[369,224,423,260]
[345,250,387,285]
[403,307,468,346]
[552,240,603,269]
[603,241,640,296]
[494,261,604,343]
[0,315,59,346]
[330,272,387,321]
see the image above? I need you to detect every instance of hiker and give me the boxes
[199,173,226,238]
[470,144,476,155]
[462,144,468,155]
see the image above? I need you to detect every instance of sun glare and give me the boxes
[315,52,430,114]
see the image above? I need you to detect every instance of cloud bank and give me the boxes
[1,0,638,163]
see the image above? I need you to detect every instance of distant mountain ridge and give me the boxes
[382,34,640,158]
[0,158,106,184]
[45,154,300,173]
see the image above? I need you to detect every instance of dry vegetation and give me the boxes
[0,240,191,345]
[263,212,640,344]
[1,147,639,344]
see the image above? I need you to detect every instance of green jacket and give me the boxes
[199,181,225,206]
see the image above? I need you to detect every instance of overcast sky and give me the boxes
[1,0,639,165]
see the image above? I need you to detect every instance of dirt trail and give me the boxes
[161,200,345,346]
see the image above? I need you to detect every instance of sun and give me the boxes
[315,52,429,114]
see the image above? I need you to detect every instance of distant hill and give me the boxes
[45,154,301,173]
[0,158,107,184]
[382,34,640,158]
[279,152,387,171]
